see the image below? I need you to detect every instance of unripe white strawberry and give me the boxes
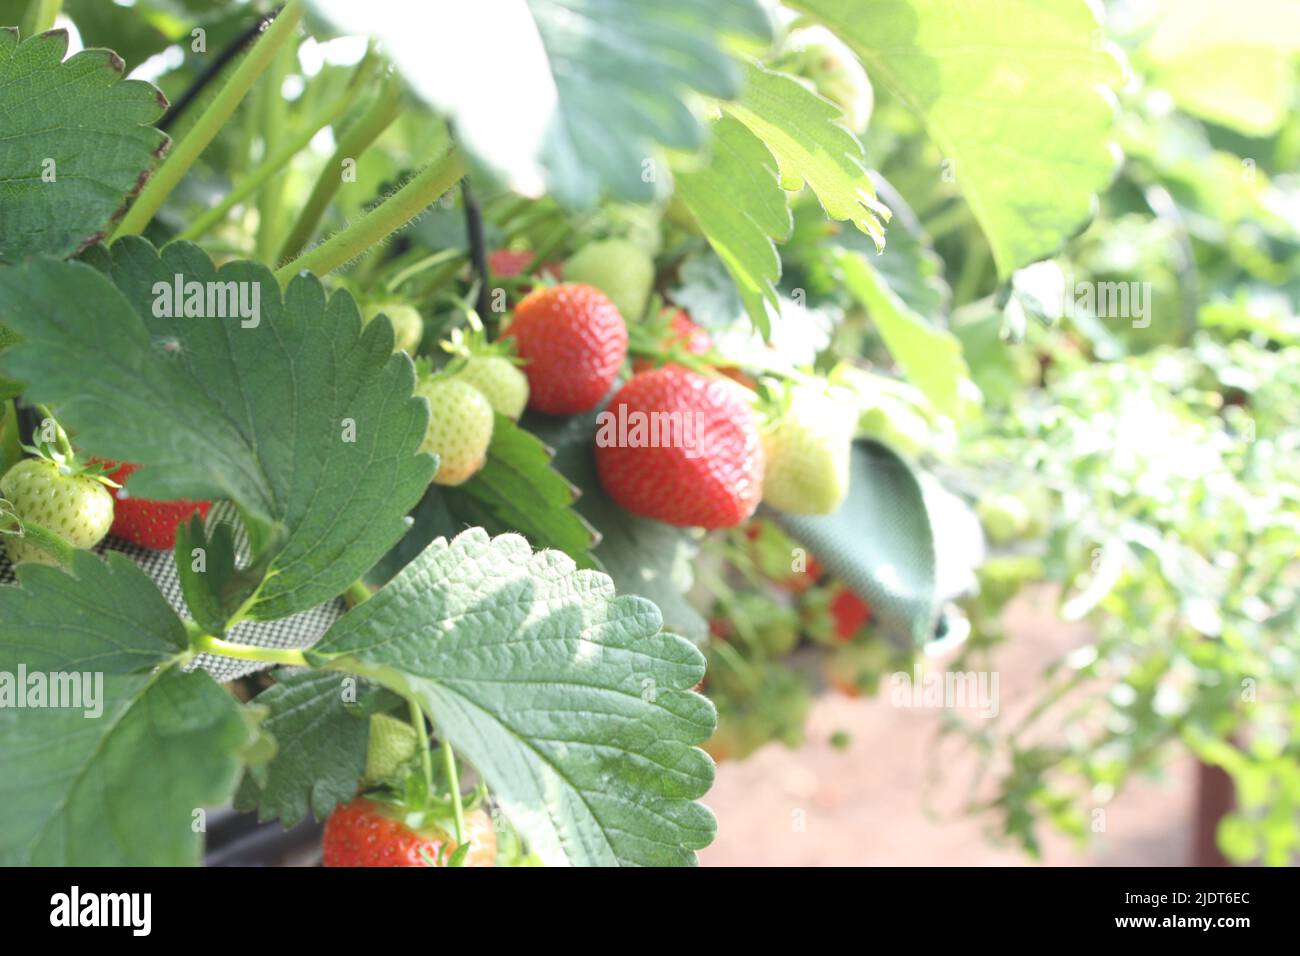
[454,356,529,421]
[1,458,114,565]
[761,387,856,515]
[364,301,424,354]
[414,377,494,486]
[362,713,420,786]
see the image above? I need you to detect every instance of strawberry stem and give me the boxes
[112,0,307,239]
[20,0,61,36]
[343,579,372,608]
[439,730,467,845]
[33,404,74,461]
[170,65,371,245]
[274,142,466,285]
[190,632,308,667]
[274,71,405,264]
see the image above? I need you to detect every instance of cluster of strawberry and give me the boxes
[1,452,209,566]
[428,238,860,530]
[697,518,907,762]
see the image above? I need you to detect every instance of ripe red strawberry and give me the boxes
[105,462,210,550]
[829,586,872,640]
[488,249,562,283]
[632,308,713,373]
[595,366,764,529]
[505,283,628,414]
[488,249,532,278]
[322,798,496,867]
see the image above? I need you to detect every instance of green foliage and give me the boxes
[308,529,717,866]
[774,441,940,647]
[310,0,771,205]
[234,670,370,826]
[793,0,1124,276]
[0,29,167,264]
[0,241,435,620]
[0,552,246,865]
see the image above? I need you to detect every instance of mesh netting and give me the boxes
[0,500,345,681]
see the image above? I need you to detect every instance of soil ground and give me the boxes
[700,586,1197,866]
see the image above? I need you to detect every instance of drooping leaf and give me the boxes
[674,116,791,338]
[1141,0,1300,137]
[0,552,246,865]
[234,669,369,826]
[724,60,888,248]
[836,248,977,422]
[792,0,1123,276]
[0,28,168,264]
[0,240,436,621]
[308,529,717,866]
[845,173,950,318]
[441,414,600,569]
[771,441,940,647]
[309,0,770,205]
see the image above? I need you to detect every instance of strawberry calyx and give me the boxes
[18,442,120,489]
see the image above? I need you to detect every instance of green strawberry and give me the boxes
[362,713,420,786]
[364,301,424,354]
[563,238,654,322]
[0,457,114,566]
[761,387,856,515]
[414,377,494,486]
[454,356,529,421]
[977,492,1031,544]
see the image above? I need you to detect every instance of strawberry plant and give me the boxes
[0,0,1292,871]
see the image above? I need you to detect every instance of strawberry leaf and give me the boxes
[790,0,1123,275]
[441,415,601,570]
[308,529,717,866]
[0,28,167,264]
[724,60,889,249]
[771,441,941,647]
[233,670,370,827]
[308,0,770,205]
[674,116,791,339]
[0,239,436,621]
[836,249,977,423]
[0,552,247,865]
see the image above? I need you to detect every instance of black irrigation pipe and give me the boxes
[461,177,492,321]
[159,4,285,133]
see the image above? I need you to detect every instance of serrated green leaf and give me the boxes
[0,28,167,264]
[725,60,888,248]
[309,529,717,866]
[442,414,600,569]
[309,0,769,205]
[174,515,246,636]
[772,441,939,647]
[674,116,790,338]
[836,248,976,422]
[791,0,1122,276]
[0,239,435,620]
[0,551,246,865]
[233,669,369,827]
